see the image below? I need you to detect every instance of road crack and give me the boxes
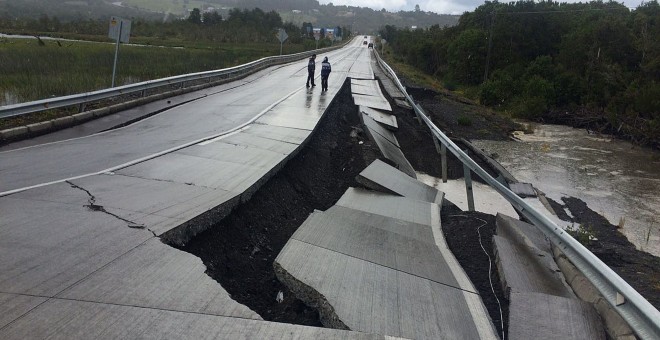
[66,180,157,237]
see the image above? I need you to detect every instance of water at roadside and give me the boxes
[472,123,660,256]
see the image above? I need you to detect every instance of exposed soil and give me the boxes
[173,80,381,325]
[407,86,519,142]
[440,202,509,339]
[389,89,503,184]
[549,197,660,310]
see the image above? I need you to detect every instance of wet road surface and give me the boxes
[0,40,368,195]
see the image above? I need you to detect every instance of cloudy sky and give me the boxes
[318,0,644,15]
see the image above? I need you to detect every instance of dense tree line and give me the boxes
[381,1,660,147]
[0,8,309,45]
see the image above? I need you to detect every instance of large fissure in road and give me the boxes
[171,79,381,326]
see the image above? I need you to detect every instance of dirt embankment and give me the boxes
[406,85,660,312]
[550,197,660,309]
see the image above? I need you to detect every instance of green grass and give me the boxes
[566,223,597,246]
[457,115,472,126]
[0,38,305,105]
[380,49,444,92]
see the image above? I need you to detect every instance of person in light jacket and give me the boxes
[320,56,331,92]
[306,54,316,88]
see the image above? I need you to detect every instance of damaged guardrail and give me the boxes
[0,43,345,119]
[374,49,660,340]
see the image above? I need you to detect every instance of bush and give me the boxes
[512,96,547,119]
[566,223,597,246]
[443,80,457,91]
[457,115,473,126]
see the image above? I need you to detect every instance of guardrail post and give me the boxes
[441,144,448,183]
[432,135,441,153]
[463,163,475,212]
[411,97,423,126]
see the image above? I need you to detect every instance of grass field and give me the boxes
[0,38,305,105]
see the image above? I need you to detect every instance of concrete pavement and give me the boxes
[0,40,397,338]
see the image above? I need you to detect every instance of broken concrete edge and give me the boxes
[459,138,518,185]
[552,245,637,339]
[355,172,401,197]
[496,213,552,255]
[0,54,320,146]
[394,99,412,110]
[492,236,513,300]
[534,188,559,217]
[508,291,606,340]
[157,78,351,246]
[358,113,417,179]
[371,65,406,101]
[273,261,350,331]
[160,194,242,247]
[157,124,305,247]
[493,232,575,300]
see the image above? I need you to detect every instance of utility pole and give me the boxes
[483,10,496,83]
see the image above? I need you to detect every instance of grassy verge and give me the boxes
[0,38,306,106]
[379,48,444,92]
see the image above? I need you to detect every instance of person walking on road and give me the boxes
[321,56,331,92]
[306,54,316,88]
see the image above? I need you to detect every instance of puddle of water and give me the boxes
[473,123,660,256]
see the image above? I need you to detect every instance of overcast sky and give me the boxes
[318,0,644,15]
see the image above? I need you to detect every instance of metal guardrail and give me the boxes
[374,49,660,339]
[0,44,344,119]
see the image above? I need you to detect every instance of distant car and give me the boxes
[368,42,373,48]
[363,40,368,45]
[364,35,367,38]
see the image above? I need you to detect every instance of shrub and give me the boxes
[566,223,597,246]
[457,115,472,126]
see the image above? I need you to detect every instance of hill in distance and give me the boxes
[1,0,458,32]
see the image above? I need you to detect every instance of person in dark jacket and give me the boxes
[306,54,316,87]
[320,56,331,92]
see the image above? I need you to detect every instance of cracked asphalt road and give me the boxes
[0,43,364,195]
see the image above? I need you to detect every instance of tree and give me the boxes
[447,28,487,85]
[202,11,222,25]
[188,8,201,24]
[415,4,421,12]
